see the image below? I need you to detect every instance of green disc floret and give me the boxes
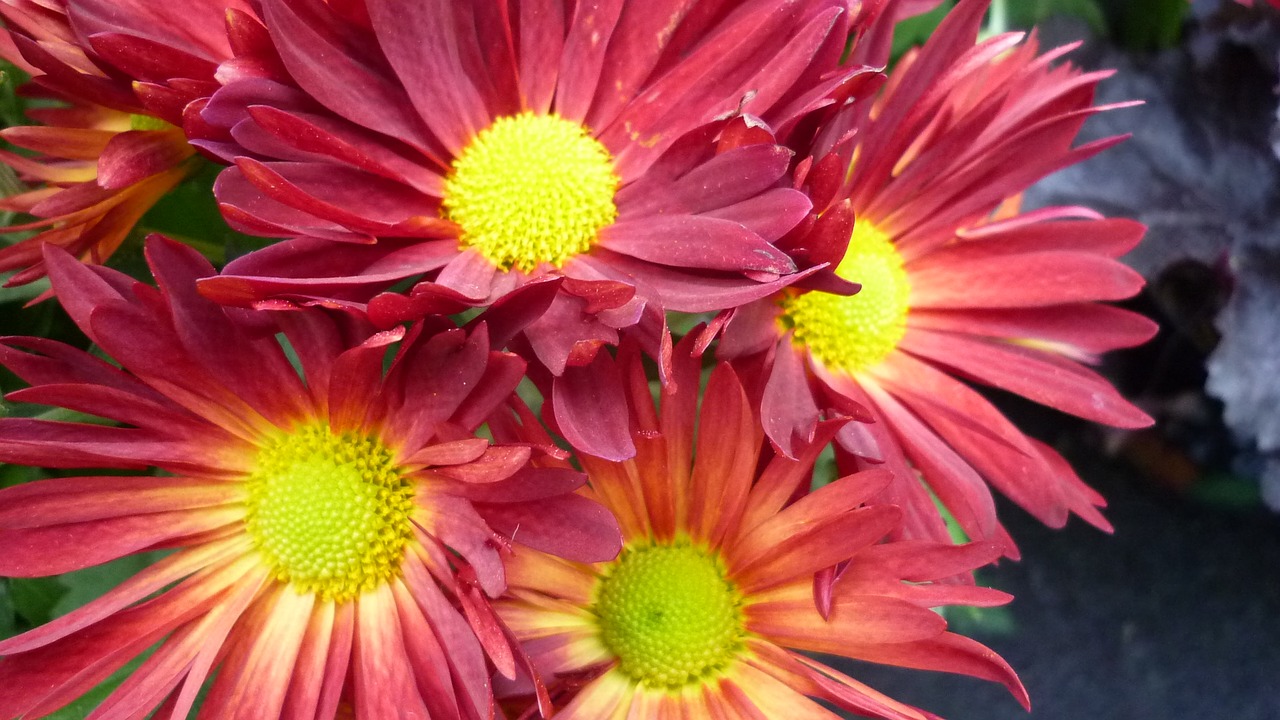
[593,541,747,690]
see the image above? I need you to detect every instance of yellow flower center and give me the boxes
[442,112,620,273]
[778,221,910,373]
[593,541,746,690]
[244,424,415,602]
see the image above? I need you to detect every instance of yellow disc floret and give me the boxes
[442,112,619,273]
[778,221,911,373]
[244,424,414,602]
[593,541,746,690]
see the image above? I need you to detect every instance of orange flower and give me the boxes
[0,237,621,718]
[0,0,242,285]
[492,337,1025,719]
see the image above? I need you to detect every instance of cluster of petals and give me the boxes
[0,236,620,719]
[0,0,1162,717]
[493,335,1027,719]
[717,0,1157,552]
[185,0,878,384]
[0,0,242,284]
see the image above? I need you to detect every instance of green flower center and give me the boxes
[778,221,911,373]
[593,541,746,690]
[244,424,415,602]
[442,111,620,273]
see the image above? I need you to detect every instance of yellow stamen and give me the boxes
[244,424,414,602]
[442,112,620,273]
[778,221,910,373]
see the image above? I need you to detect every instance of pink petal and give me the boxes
[839,632,1029,710]
[899,327,1153,428]
[600,215,795,274]
[761,340,822,459]
[258,0,431,151]
[748,588,947,650]
[909,250,1145,309]
[0,476,241,529]
[364,0,493,155]
[351,585,432,719]
[516,0,564,114]
[909,303,1158,358]
[551,351,636,461]
[0,506,242,576]
[553,0,624,122]
[702,188,813,243]
[199,236,457,306]
[688,363,759,545]
[589,248,819,313]
[619,143,794,217]
[489,488,623,562]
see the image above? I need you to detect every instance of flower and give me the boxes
[0,237,621,718]
[0,0,241,285]
[717,0,1157,551]
[491,336,1026,719]
[191,0,875,400]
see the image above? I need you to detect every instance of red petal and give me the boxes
[909,250,1145,309]
[551,352,636,462]
[363,0,495,152]
[481,493,622,563]
[599,215,795,274]
[900,327,1153,428]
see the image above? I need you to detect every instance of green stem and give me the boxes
[983,0,1009,39]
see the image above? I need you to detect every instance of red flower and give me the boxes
[717,0,1157,552]
[0,0,241,285]
[0,237,620,718]
[492,336,1026,719]
[190,0,875,387]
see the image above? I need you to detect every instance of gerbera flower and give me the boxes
[0,0,244,285]
[190,0,877,456]
[491,336,1027,719]
[716,0,1157,551]
[0,237,620,718]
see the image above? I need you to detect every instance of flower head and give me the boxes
[718,0,1157,551]
[0,0,242,285]
[492,336,1026,719]
[0,237,621,718]
[191,0,874,386]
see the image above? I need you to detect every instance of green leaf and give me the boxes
[944,602,1018,637]
[0,461,44,489]
[51,552,167,619]
[40,651,155,720]
[1109,0,1189,50]
[1005,0,1109,35]
[9,577,68,627]
[136,161,269,267]
[0,582,16,640]
[1190,473,1263,511]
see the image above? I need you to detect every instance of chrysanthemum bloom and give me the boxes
[190,0,877,457]
[0,237,621,718]
[0,0,246,285]
[491,337,1027,719]
[716,0,1158,551]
